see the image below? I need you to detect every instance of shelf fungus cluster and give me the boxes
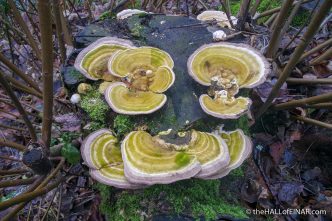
[81,128,252,188]
[75,37,175,114]
[105,47,175,114]
[187,43,269,119]
[197,10,238,28]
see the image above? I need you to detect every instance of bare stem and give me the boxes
[219,0,235,29]
[0,155,22,162]
[256,0,332,118]
[265,0,294,58]
[0,53,41,92]
[286,77,332,84]
[0,169,29,176]
[0,139,25,151]
[273,92,332,110]
[236,0,251,30]
[0,70,37,140]
[0,177,37,188]
[38,0,54,149]
[300,38,332,61]
[52,0,67,63]
[292,115,332,130]
[7,0,41,60]
[309,47,332,65]
[250,0,261,16]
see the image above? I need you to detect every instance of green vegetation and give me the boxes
[113,115,135,136]
[80,89,108,127]
[95,178,247,221]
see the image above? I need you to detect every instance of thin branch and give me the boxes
[292,115,332,130]
[256,0,332,118]
[59,3,74,46]
[0,177,63,211]
[299,38,332,62]
[52,0,66,63]
[265,0,294,58]
[7,0,41,60]
[0,139,25,151]
[236,0,251,30]
[0,177,37,188]
[279,0,304,38]
[0,70,37,140]
[0,155,22,162]
[219,0,235,29]
[0,123,27,132]
[0,169,29,176]
[273,92,332,110]
[250,0,261,16]
[0,53,41,92]
[310,47,332,65]
[286,77,332,85]
[255,0,312,19]
[38,0,54,149]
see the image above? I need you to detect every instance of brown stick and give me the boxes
[255,0,312,19]
[4,74,43,98]
[292,115,332,130]
[0,177,37,188]
[0,177,63,211]
[279,0,304,36]
[265,0,294,58]
[236,0,251,30]
[300,38,332,61]
[307,103,332,109]
[309,47,332,65]
[0,53,41,92]
[0,155,22,162]
[256,0,332,118]
[286,77,332,84]
[0,169,29,175]
[0,139,25,151]
[273,92,332,110]
[7,0,41,60]
[0,70,37,140]
[250,0,261,16]
[17,0,41,42]
[38,0,54,149]
[2,158,64,220]
[59,4,73,46]
[52,0,67,63]
[0,123,27,132]
[219,0,235,29]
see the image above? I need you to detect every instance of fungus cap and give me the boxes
[121,131,202,185]
[187,42,269,88]
[108,46,174,78]
[197,10,238,28]
[116,9,147,20]
[203,129,252,179]
[74,37,135,80]
[199,94,252,119]
[104,82,167,115]
[81,129,144,189]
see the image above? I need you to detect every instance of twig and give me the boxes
[40,186,59,221]
[292,115,332,130]
[219,0,235,29]
[286,77,332,84]
[0,155,22,162]
[0,53,41,92]
[52,0,67,63]
[299,38,332,62]
[56,183,62,221]
[310,47,332,65]
[0,169,29,175]
[236,0,251,30]
[0,139,25,151]
[250,0,261,17]
[256,0,332,118]
[66,0,84,25]
[279,0,304,38]
[198,0,208,10]
[7,0,41,60]
[0,177,37,188]
[255,0,312,19]
[273,92,332,110]
[265,0,294,58]
[0,70,37,140]
[38,0,54,149]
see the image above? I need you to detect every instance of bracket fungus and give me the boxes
[121,129,230,185]
[74,37,135,80]
[203,129,252,179]
[81,128,252,188]
[187,43,269,119]
[105,47,175,114]
[197,10,238,28]
[81,129,145,189]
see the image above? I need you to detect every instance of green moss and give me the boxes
[236,115,249,135]
[130,22,144,38]
[291,9,310,27]
[95,179,247,221]
[113,115,135,136]
[80,89,109,124]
